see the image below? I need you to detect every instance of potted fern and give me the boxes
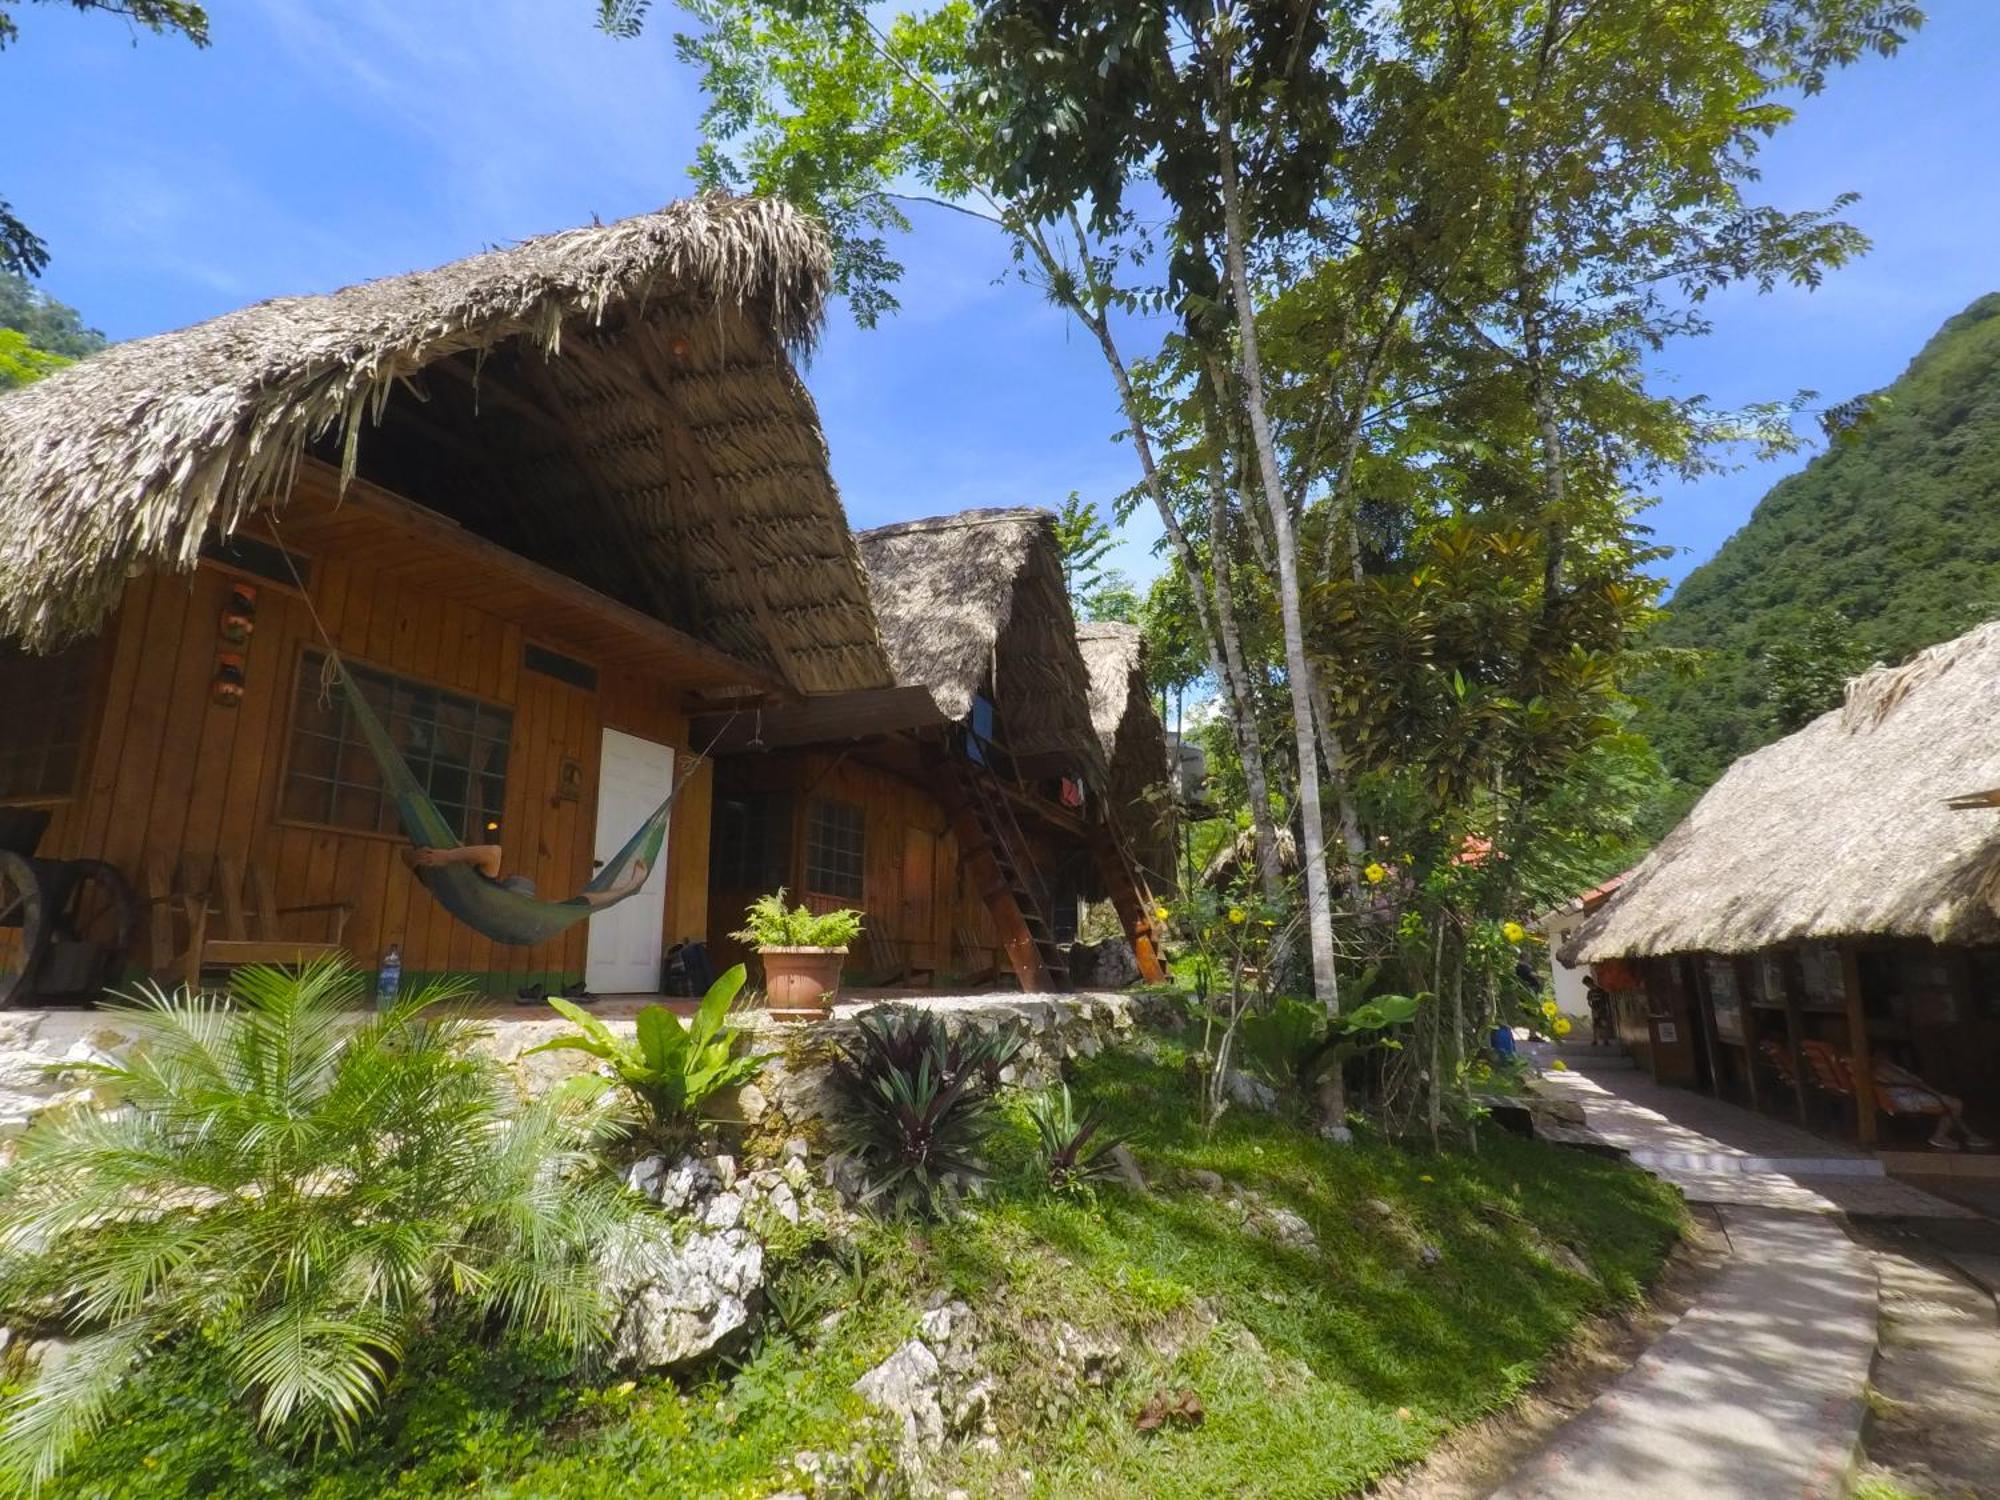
[732,889,863,1019]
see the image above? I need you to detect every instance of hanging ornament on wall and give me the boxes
[211,653,246,708]
[219,583,258,644]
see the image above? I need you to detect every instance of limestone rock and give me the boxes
[1067,938,1141,990]
[602,1218,763,1370]
[1260,1206,1318,1254]
[1222,1069,1279,1113]
[853,1337,945,1450]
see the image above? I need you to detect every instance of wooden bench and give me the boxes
[953,922,1005,988]
[853,926,937,989]
[147,854,352,990]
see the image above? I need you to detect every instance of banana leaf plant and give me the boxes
[524,963,768,1142]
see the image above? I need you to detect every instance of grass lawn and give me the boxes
[33,1040,1682,1500]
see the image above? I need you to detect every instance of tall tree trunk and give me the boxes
[1307,665,1367,867]
[1200,452,1286,905]
[1213,88,1340,1018]
[1074,303,1285,904]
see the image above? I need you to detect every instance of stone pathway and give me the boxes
[1490,1051,1975,1500]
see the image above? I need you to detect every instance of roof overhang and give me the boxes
[255,459,791,699]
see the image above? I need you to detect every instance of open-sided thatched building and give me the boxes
[698,508,1163,992]
[0,195,892,1001]
[1570,622,2000,1145]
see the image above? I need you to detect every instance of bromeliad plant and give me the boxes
[526,963,767,1144]
[1025,1082,1124,1197]
[0,960,641,1495]
[826,1007,1022,1218]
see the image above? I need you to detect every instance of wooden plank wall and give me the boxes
[11,561,711,994]
[706,750,976,976]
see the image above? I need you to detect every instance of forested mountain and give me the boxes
[1642,292,2000,798]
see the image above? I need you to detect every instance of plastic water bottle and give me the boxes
[375,945,402,1011]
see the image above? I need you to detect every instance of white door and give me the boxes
[585,728,674,994]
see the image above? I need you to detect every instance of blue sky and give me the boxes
[9,1,1999,591]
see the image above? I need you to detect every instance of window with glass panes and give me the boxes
[711,792,792,891]
[0,640,97,801]
[802,798,864,900]
[282,651,512,841]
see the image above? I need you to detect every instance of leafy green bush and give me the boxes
[1238,992,1425,1092]
[0,961,641,1494]
[730,890,864,950]
[826,1008,1022,1218]
[1025,1082,1124,1195]
[525,963,766,1144]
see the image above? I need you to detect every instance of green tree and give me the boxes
[1052,490,1114,607]
[1,1,209,276]
[0,273,102,388]
[627,0,1298,913]
[1761,606,1874,733]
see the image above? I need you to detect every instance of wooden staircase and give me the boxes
[933,751,1071,992]
[1088,812,1168,985]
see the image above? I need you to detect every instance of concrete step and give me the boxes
[1624,1149,1884,1178]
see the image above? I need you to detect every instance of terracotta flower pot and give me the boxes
[759,946,847,1019]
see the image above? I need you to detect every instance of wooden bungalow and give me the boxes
[1568,622,2000,1148]
[0,195,897,1002]
[1076,622,1175,891]
[698,508,1165,992]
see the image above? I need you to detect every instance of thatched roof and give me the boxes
[1078,622,1174,880]
[0,194,892,696]
[1572,620,2000,961]
[857,508,1103,777]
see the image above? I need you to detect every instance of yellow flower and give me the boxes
[1541,999,1559,1019]
[1153,906,1170,923]
[1227,907,1247,925]
[1363,862,1388,885]
[1550,1059,1569,1072]
[1418,1174,1434,1183]
[1502,921,1526,944]
[1553,1017,1573,1037]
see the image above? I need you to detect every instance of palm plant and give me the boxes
[0,960,644,1494]
[826,1007,1022,1218]
[523,962,768,1143]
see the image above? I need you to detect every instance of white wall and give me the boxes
[1541,909,1591,1019]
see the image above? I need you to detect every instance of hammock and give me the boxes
[331,655,678,948]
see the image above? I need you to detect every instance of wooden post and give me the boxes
[1839,944,1878,1147]
[1733,955,1764,1115]
[1775,949,1812,1125]
[1690,955,1724,1097]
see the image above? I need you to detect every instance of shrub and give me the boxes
[525,963,767,1145]
[826,1008,1022,1218]
[1026,1082,1124,1195]
[1239,992,1426,1093]
[0,961,642,1494]
[730,890,864,950]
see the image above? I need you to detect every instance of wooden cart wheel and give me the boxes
[0,850,48,1008]
[51,859,139,998]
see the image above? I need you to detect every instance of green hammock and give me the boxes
[331,655,676,948]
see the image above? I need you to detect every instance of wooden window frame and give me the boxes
[802,796,865,902]
[275,645,517,846]
[0,635,108,809]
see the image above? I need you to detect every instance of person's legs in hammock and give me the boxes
[579,857,650,909]
[403,843,504,879]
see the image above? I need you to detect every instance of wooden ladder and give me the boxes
[932,749,1070,992]
[1087,811,1168,985]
